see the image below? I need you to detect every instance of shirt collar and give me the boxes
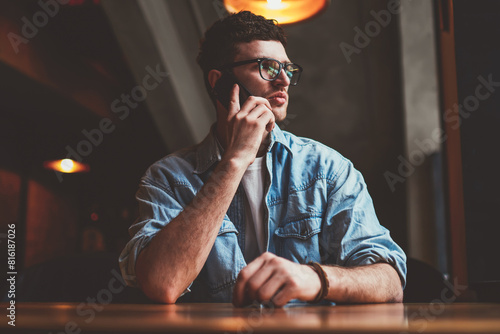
[193,123,293,174]
[269,124,293,156]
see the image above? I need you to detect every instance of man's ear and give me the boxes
[208,69,222,89]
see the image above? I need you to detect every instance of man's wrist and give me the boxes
[221,151,254,171]
[307,262,330,303]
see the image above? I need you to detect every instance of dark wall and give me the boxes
[454,0,500,284]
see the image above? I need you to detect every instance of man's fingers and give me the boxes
[252,106,275,133]
[233,254,310,307]
[271,284,294,307]
[266,120,275,133]
[245,104,273,123]
[233,256,266,306]
[262,98,272,112]
[243,102,274,129]
[255,271,286,302]
[240,96,272,114]
[259,109,275,132]
[244,264,276,302]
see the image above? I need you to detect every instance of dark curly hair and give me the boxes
[197,11,287,102]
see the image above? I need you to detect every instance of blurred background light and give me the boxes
[224,0,330,24]
[43,159,90,173]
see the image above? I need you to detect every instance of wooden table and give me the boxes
[2,302,500,333]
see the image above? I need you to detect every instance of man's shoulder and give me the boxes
[142,143,201,184]
[280,130,348,165]
[278,130,367,196]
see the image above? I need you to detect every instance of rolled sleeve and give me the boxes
[323,160,407,288]
[119,177,186,287]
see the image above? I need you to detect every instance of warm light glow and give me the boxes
[43,159,90,173]
[60,159,74,173]
[224,0,329,25]
[267,0,284,10]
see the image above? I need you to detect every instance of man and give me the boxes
[119,11,406,306]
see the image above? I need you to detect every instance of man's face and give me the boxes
[231,40,291,122]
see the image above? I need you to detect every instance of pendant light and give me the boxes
[224,0,329,25]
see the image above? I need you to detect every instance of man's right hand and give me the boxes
[222,84,275,167]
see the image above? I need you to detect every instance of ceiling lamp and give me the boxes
[224,0,329,25]
[43,159,90,173]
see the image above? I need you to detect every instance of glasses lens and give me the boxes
[260,59,281,80]
[285,64,301,85]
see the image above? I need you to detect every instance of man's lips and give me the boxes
[268,92,288,105]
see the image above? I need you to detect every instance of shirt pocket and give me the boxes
[274,216,322,264]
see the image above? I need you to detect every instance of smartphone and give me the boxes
[213,71,253,110]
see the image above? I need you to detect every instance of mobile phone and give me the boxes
[213,71,253,110]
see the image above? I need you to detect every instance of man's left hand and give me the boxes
[232,252,321,307]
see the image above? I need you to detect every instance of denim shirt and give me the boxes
[119,125,407,303]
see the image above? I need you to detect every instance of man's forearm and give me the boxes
[135,156,248,303]
[323,263,403,303]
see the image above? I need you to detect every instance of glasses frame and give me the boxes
[220,58,303,86]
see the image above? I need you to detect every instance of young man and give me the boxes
[119,11,406,306]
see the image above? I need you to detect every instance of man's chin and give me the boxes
[271,104,288,123]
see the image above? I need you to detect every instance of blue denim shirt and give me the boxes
[119,125,407,303]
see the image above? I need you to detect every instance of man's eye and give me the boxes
[267,67,279,76]
[261,63,279,78]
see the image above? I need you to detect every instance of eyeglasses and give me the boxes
[221,58,303,86]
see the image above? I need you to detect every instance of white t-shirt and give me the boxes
[241,156,267,263]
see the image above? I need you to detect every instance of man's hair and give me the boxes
[196,11,287,102]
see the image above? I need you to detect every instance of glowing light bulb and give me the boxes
[60,159,74,172]
[224,0,328,25]
[267,0,283,10]
[43,159,90,173]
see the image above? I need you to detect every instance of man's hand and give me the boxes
[232,253,404,307]
[232,252,321,307]
[222,84,275,166]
